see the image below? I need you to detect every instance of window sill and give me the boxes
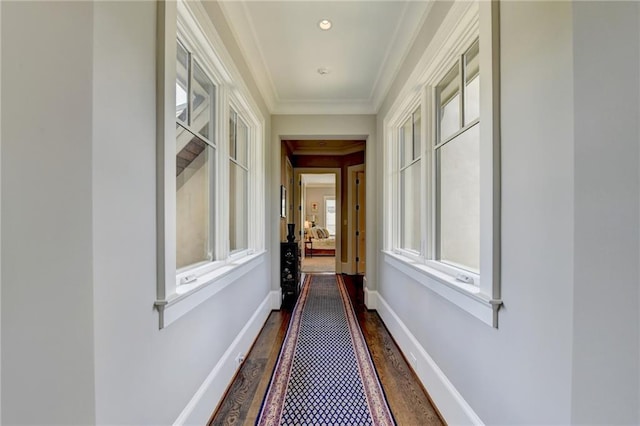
[155,251,266,329]
[382,250,501,327]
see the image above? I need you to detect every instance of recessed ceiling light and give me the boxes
[317,67,331,75]
[318,19,332,31]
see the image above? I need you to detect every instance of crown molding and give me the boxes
[216,0,277,112]
[217,0,436,116]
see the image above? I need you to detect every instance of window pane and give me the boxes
[229,162,248,252]
[437,64,460,142]
[325,199,336,236]
[192,60,215,141]
[236,116,249,167]
[413,107,421,159]
[176,42,189,123]
[229,110,237,159]
[437,124,479,273]
[400,160,421,252]
[464,40,480,124]
[400,115,412,168]
[176,126,212,269]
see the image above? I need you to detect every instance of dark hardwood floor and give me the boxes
[208,274,444,426]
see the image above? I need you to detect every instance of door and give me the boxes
[354,170,365,274]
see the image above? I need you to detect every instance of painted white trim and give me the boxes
[376,294,484,426]
[217,1,433,115]
[157,253,265,328]
[156,0,267,328]
[0,2,3,419]
[270,289,282,310]
[381,0,502,327]
[364,285,377,310]
[383,251,498,327]
[173,293,273,426]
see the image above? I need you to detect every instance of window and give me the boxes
[383,1,500,327]
[175,41,217,271]
[155,0,266,329]
[229,109,249,253]
[324,197,336,236]
[399,107,421,253]
[435,40,480,274]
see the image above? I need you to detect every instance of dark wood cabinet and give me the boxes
[280,242,300,306]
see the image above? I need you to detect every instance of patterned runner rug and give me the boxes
[256,274,395,426]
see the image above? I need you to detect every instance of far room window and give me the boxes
[324,197,336,236]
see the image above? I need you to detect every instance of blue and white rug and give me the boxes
[257,274,395,426]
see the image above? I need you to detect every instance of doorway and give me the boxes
[295,170,340,273]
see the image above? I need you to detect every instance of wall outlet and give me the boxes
[409,352,417,370]
[235,353,245,366]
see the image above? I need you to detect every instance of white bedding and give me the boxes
[308,227,335,249]
[311,237,335,249]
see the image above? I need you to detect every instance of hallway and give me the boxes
[2,1,640,424]
[209,274,443,425]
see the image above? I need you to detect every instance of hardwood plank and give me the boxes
[209,275,444,425]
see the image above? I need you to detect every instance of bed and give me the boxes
[305,226,335,257]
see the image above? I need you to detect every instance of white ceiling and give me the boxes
[302,173,336,186]
[218,1,432,115]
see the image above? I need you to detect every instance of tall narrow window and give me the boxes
[175,40,217,270]
[229,109,249,252]
[435,40,480,273]
[325,197,336,236]
[399,106,421,253]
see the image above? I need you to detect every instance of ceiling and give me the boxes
[301,173,336,186]
[218,1,432,115]
[284,139,365,156]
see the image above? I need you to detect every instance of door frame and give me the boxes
[294,167,341,273]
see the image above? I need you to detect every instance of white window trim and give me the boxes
[155,0,266,329]
[323,195,336,235]
[382,0,501,327]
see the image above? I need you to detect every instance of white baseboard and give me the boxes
[270,289,281,310]
[173,293,273,425]
[341,262,353,275]
[364,285,377,310]
[376,294,484,426]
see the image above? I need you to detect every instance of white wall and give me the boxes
[0,1,3,420]
[91,2,272,424]
[1,1,273,424]
[305,185,335,228]
[571,2,639,423]
[1,2,96,423]
[376,1,640,424]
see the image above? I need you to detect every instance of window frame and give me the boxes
[382,1,501,327]
[155,0,266,329]
[397,104,423,257]
[228,106,251,255]
[174,41,218,273]
[433,42,481,277]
